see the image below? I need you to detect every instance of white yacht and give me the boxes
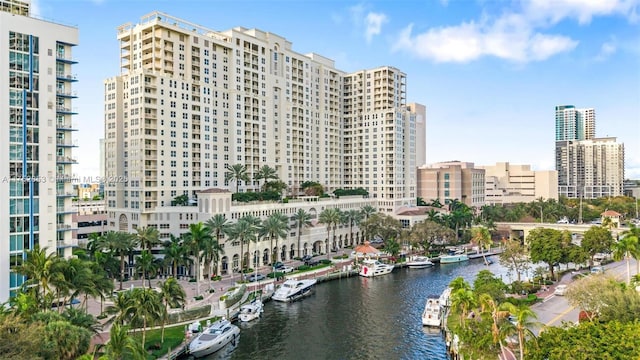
[439,287,452,308]
[359,259,394,277]
[421,297,442,327]
[406,256,434,269]
[238,299,263,322]
[439,250,469,264]
[188,318,240,358]
[272,279,317,302]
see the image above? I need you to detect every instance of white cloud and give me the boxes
[393,15,577,63]
[365,12,388,43]
[595,40,617,60]
[523,0,640,25]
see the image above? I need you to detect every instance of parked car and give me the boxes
[554,284,568,296]
[245,273,266,282]
[277,266,294,274]
[591,266,605,274]
[272,262,284,269]
[302,255,319,266]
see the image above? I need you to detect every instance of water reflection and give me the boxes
[198,259,509,360]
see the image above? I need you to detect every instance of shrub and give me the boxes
[148,343,162,351]
[242,268,254,274]
[96,314,107,320]
[194,295,203,301]
[297,265,310,271]
[211,275,222,281]
[219,295,227,301]
[267,272,283,279]
[166,305,211,325]
[320,259,332,265]
[208,289,215,293]
[188,278,196,283]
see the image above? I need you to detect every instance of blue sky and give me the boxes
[33,0,640,179]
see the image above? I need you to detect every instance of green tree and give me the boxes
[102,231,138,290]
[527,228,565,281]
[162,234,189,278]
[225,164,250,193]
[502,303,539,360]
[0,314,48,359]
[343,209,363,247]
[473,270,507,303]
[172,194,189,206]
[261,213,289,265]
[450,287,476,328]
[183,222,212,295]
[612,234,639,284]
[130,288,163,347]
[44,320,92,360]
[254,165,279,192]
[205,214,230,276]
[227,216,260,271]
[620,224,640,274]
[134,250,157,289]
[158,278,186,343]
[291,208,312,258]
[581,225,614,266]
[498,239,530,283]
[319,208,342,259]
[101,323,146,360]
[383,238,401,259]
[471,226,493,264]
[14,246,60,310]
[136,226,161,252]
[408,220,455,253]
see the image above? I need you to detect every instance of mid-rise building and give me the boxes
[104,12,424,232]
[479,162,558,204]
[72,199,107,247]
[0,0,79,301]
[556,137,625,198]
[417,161,485,208]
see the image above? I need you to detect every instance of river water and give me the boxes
[202,258,510,360]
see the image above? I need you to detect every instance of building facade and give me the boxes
[556,137,625,198]
[104,12,424,233]
[417,161,485,209]
[555,105,595,142]
[0,0,79,301]
[72,199,107,247]
[480,162,558,204]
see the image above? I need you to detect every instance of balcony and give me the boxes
[56,207,77,214]
[56,106,78,115]
[56,121,78,131]
[56,224,77,231]
[56,156,78,164]
[56,239,78,249]
[56,192,75,198]
[56,139,78,147]
[56,72,78,82]
[56,89,78,98]
[56,53,78,64]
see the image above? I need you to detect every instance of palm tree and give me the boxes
[134,250,157,289]
[254,165,279,192]
[162,234,186,278]
[471,226,493,264]
[107,290,135,326]
[102,323,146,360]
[183,222,212,295]
[102,231,138,290]
[261,213,289,265]
[319,208,342,259]
[205,214,230,277]
[158,278,186,343]
[227,216,260,273]
[130,288,163,347]
[225,164,250,193]
[360,205,377,243]
[136,226,161,252]
[292,209,312,258]
[501,303,539,360]
[621,224,640,274]
[200,233,225,290]
[612,234,639,284]
[15,246,60,310]
[343,209,363,247]
[478,293,511,347]
[450,287,476,328]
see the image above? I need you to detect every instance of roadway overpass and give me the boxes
[496,222,626,242]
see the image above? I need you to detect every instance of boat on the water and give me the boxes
[272,279,317,302]
[238,299,263,322]
[439,287,452,308]
[439,249,469,264]
[406,256,434,269]
[421,296,443,327]
[188,318,240,358]
[359,259,394,277]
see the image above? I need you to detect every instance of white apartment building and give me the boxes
[0,0,79,301]
[479,162,558,205]
[555,105,595,141]
[104,12,425,234]
[557,137,625,199]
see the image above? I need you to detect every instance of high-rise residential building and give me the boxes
[104,12,424,232]
[555,105,624,199]
[479,162,558,205]
[555,105,595,141]
[0,0,79,302]
[556,137,625,198]
[417,161,485,209]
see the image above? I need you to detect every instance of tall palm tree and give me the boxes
[478,293,511,347]
[225,164,250,193]
[471,226,493,264]
[319,208,342,259]
[343,209,363,247]
[261,213,289,265]
[359,205,377,243]
[134,250,157,289]
[102,323,146,360]
[501,303,539,360]
[292,208,312,257]
[102,231,138,290]
[205,214,229,277]
[612,234,639,284]
[158,278,186,343]
[227,216,259,273]
[450,287,476,328]
[200,232,224,290]
[254,165,279,192]
[130,288,163,347]
[183,222,212,295]
[15,246,60,310]
[621,224,640,274]
[136,226,161,252]
[162,234,186,278]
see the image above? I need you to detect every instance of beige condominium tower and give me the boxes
[0,0,79,302]
[104,12,425,231]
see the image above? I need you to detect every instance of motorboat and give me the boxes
[422,297,443,327]
[188,318,240,358]
[238,299,263,322]
[406,256,434,269]
[359,259,394,277]
[272,279,317,302]
[439,250,469,264]
[439,287,452,308]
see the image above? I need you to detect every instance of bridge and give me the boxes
[495,222,626,241]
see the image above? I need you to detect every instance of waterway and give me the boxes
[202,257,510,360]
